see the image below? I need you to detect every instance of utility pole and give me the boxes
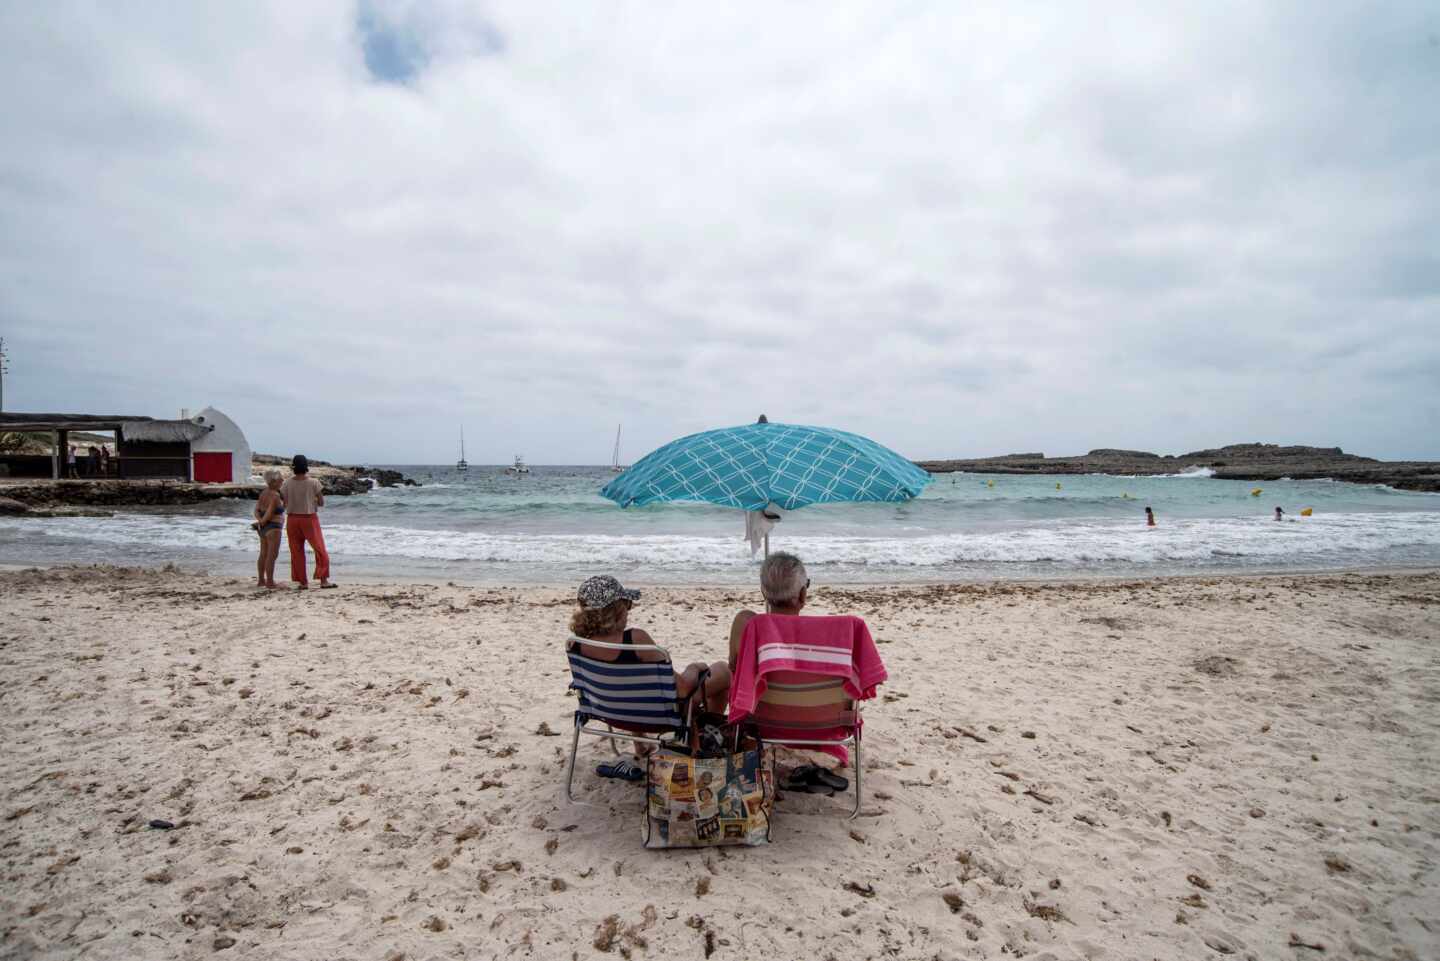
[0,337,9,413]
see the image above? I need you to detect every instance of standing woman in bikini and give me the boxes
[253,468,285,589]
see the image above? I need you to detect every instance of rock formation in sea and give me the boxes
[915,443,1440,492]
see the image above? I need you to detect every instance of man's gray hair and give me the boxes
[760,551,808,605]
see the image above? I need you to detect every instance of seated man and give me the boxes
[728,552,884,795]
[729,551,810,668]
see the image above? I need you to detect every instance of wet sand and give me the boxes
[1,565,1437,960]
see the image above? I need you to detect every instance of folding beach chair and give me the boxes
[752,673,864,818]
[563,636,688,802]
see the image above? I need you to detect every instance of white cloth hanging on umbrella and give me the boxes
[744,506,780,557]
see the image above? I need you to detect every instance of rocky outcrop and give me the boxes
[0,457,419,509]
[1175,443,1373,464]
[251,454,420,490]
[0,481,255,509]
[2,473,367,508]
[319,473,373,496]
[916,444,1440,492]
[353,467,420,488]
[1086,449,1162,459]
[252,453,336,468]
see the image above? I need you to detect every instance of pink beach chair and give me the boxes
[729,614,887,819]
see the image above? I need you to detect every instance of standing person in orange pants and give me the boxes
[280,454,335,590]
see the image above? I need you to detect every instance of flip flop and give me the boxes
[782,768,835,795]
[793,764,850,792]
[783,776,835,795]
[596,759,644,782]
[320,583,339,589]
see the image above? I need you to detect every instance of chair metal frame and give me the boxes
[563,636,687,803]
[755,681,865,819]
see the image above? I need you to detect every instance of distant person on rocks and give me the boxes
[65,445,78,479]
[87,446,101,478]
[100,446,111,477]
[252,469,285,589]
[1145,506,1156,527]
[280,455,335,590]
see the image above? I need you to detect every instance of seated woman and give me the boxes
[569,575,731,779]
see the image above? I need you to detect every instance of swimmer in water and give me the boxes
[1275,506,1285,521]
[1145,506,1156,527]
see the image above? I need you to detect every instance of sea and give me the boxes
[2,466,1439,585]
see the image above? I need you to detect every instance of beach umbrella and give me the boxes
[600,416,930,553]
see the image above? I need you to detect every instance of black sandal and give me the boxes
[783,767,835,795]
[597,759,644,781]
[793,764,849,792]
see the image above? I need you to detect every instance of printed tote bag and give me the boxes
[642,738,774,848]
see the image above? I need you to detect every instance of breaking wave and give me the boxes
[4,510,1439,581]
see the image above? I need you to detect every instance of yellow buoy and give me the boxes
[987,479,994,488]
[1251,487,1263,497]
[1300,507,1313,517]
[1056,483,1062,490]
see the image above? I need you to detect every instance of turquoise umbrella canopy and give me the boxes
[600,419,931,511]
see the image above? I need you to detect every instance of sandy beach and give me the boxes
[1,565,1437,960]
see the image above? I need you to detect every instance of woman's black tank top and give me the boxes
[614,628,641,665]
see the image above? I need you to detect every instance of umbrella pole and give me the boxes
[763,532,769,558]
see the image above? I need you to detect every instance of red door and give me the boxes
[193,452,232,483]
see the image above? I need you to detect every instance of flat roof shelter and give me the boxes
[0,412,214,481]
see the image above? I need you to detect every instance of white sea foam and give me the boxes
[1160,466,1216,479]
[1377,484,1440,496]
[6,510,1439,572]
[364,482,450,495]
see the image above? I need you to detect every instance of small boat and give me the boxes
[611,424,625,472]
[456,426,468,472]
[507,455,530,475]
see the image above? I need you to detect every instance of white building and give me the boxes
[185,406,253,484]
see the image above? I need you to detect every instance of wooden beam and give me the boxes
[0,420,133,432]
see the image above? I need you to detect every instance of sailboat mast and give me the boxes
[612,424,621,468]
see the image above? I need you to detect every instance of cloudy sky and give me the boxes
[1,2,1437,464]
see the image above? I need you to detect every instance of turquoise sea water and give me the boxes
[2,466,1438,584]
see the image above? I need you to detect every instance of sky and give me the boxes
[1,2,1437,465]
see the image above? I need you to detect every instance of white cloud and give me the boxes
[0,1,1436,463]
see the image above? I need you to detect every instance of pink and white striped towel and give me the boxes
[729,613,888,720]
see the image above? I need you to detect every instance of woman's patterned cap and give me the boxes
[577,575,641,610]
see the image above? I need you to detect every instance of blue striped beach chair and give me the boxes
[564,636,688,801]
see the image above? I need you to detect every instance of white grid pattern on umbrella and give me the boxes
[602,422,929,510]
